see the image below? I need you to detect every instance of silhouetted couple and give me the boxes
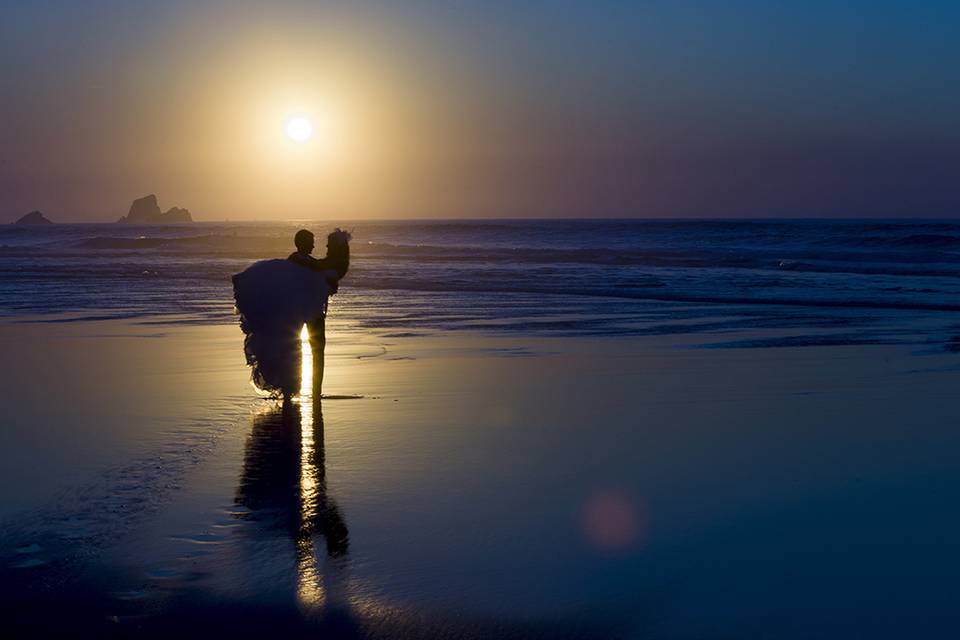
[233,228,351,398]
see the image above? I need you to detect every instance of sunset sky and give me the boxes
[1,0,958,221]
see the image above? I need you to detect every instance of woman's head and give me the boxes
[325,229,351,275]
[326,228,351,249]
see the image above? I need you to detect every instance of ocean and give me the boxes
[2,218,960,346]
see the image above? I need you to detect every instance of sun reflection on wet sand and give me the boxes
[299,324,313,398]
[296,323,324,608]
[232,325,419,630]
[295,323,352,610]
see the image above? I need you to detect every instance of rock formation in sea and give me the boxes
[160,206,192,223]
[117,195,193,223]
[14,211,54,224]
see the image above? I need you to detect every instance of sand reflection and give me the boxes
[235,325,349,611]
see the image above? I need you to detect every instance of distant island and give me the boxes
[14,211,54,225]
[117,194,193,223]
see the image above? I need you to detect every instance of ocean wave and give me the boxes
[4,246,960,283]
[890,233,960,249]
[4,220,960,334]
[72,234,292,252]
[348,282,960,312]
[812,232,960,251]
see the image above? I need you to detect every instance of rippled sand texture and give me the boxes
[2,317,960,637]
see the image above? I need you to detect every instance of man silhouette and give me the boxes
[288,229,350,392]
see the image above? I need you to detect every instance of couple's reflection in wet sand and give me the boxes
[235,336,350,611]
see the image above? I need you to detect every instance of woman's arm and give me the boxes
[324,229,351,279]
[327,244,349,279]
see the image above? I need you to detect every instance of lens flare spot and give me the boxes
[580,491,646,552]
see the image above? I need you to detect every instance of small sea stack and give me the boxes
[117,194,193,223]
[14,211,53,225]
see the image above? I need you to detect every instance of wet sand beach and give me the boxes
[2,315,960,637]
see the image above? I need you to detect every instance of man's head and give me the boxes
[294,229,314,255]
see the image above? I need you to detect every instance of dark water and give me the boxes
[2,219,960,345]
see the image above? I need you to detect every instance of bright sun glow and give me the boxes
[300,324,312,395]
[285,116,314,142]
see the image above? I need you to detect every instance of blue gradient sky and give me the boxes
[1,0,958,220]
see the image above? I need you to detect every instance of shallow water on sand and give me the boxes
[6,219,960,350]
[2,317,960,637]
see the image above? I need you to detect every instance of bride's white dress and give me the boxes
[232,259,336,395]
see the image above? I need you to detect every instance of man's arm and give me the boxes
[288,251,342,294]
[288,251,348,276]
[288,251,323,270]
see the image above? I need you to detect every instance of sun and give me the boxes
[285,116,313,143]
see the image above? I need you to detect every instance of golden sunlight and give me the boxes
[277,106,343,163]
[296,322,324,607]
[286,115,314,143]
[300,323,312,396]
